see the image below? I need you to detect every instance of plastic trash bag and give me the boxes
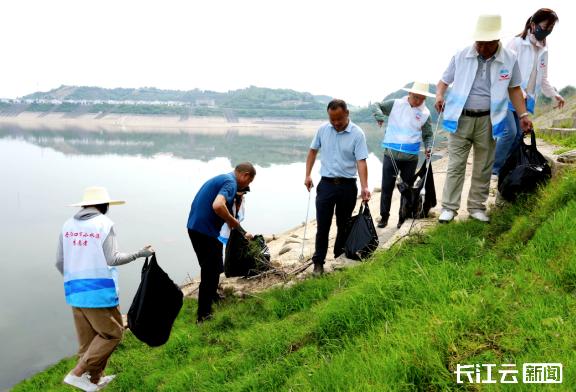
[224,230,271,277]
[397,161,437,228]
[344,202,379,260]
[128,253,183,347]
[498,129,552,202]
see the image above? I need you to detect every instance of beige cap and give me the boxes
[472,14,502,41]
[401,82,435,98]
[69,186,126,207]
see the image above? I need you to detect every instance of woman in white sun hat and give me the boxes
[372,81,435,228]
[55,186,154,391]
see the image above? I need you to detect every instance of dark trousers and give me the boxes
[188,229,223,321]
[380,154,418,220]
[312,178,358,265]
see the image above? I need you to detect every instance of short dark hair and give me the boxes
[520,8,559,39]
[327,99,348,112]
[235,162,256,177]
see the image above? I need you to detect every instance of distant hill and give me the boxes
[10,83,574,122]
[23,85,334,105]
[19,85,333,119]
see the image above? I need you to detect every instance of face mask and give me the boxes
[533,25,551,41]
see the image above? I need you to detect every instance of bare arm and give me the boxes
[357,159,370,201]
[304,148,318,191]
[435,81,449,113]
[213,194,240,229]
[508,86,533,133]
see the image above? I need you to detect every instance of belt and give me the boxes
[321,176,356,185]
[462,109,490,117]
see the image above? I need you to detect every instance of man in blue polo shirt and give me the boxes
[187,162,256,322]
[304,99,371,275]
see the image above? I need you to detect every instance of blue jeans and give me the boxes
[493,110,522,176]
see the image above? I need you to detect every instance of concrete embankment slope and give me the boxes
[181,138,566,298]
[0,112,323,136]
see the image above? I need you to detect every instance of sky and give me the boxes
[1,0,574,106]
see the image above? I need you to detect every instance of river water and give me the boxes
[0,125,390,389]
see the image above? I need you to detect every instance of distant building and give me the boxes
[195,99,216,108]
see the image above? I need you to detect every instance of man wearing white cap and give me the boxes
[435,14,533,223]
[373,82,434,228]
[56,187,154,391]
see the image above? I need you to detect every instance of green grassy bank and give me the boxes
[15,168,576,391]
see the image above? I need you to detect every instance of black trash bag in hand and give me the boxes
[498,129,552,202]
[344,201,379,261]
[224,230,271,278]
[128,253,183,347]
[397,161,437,228]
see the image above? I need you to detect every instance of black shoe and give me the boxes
[377,216,388,228]
[213,293,226,304]
[196,314,213,324]
[312,263,324,276]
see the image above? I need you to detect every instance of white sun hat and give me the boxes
[401,82,435,98]
[472,14,503,41]
[69,186,126,207]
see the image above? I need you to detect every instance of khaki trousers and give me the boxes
[442,114,496,212]
[72,306,124,375]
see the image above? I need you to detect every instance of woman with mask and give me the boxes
[493,8,563,176]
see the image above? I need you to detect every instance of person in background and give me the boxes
[187,163,255,323]
[372,81,434,228]
[435,14,533,224]
[304,99,371,276]
[493,8,562,176]
[56,186,154,391]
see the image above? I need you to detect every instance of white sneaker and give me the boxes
[438,209,456,223]
[63,372,99,392]
[469,210,490,222]
[97,375,116,390]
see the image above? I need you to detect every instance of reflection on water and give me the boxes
[0,123,394,166]
[0,126,389,390]
[0,128,314,167]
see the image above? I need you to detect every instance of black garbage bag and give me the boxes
[344,201,379,261]
[128,253,183,347]
[224,230,271,277]
[397,161,437,228]
[498,129,552,202]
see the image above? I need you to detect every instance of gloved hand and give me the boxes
[138,245,155,258]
